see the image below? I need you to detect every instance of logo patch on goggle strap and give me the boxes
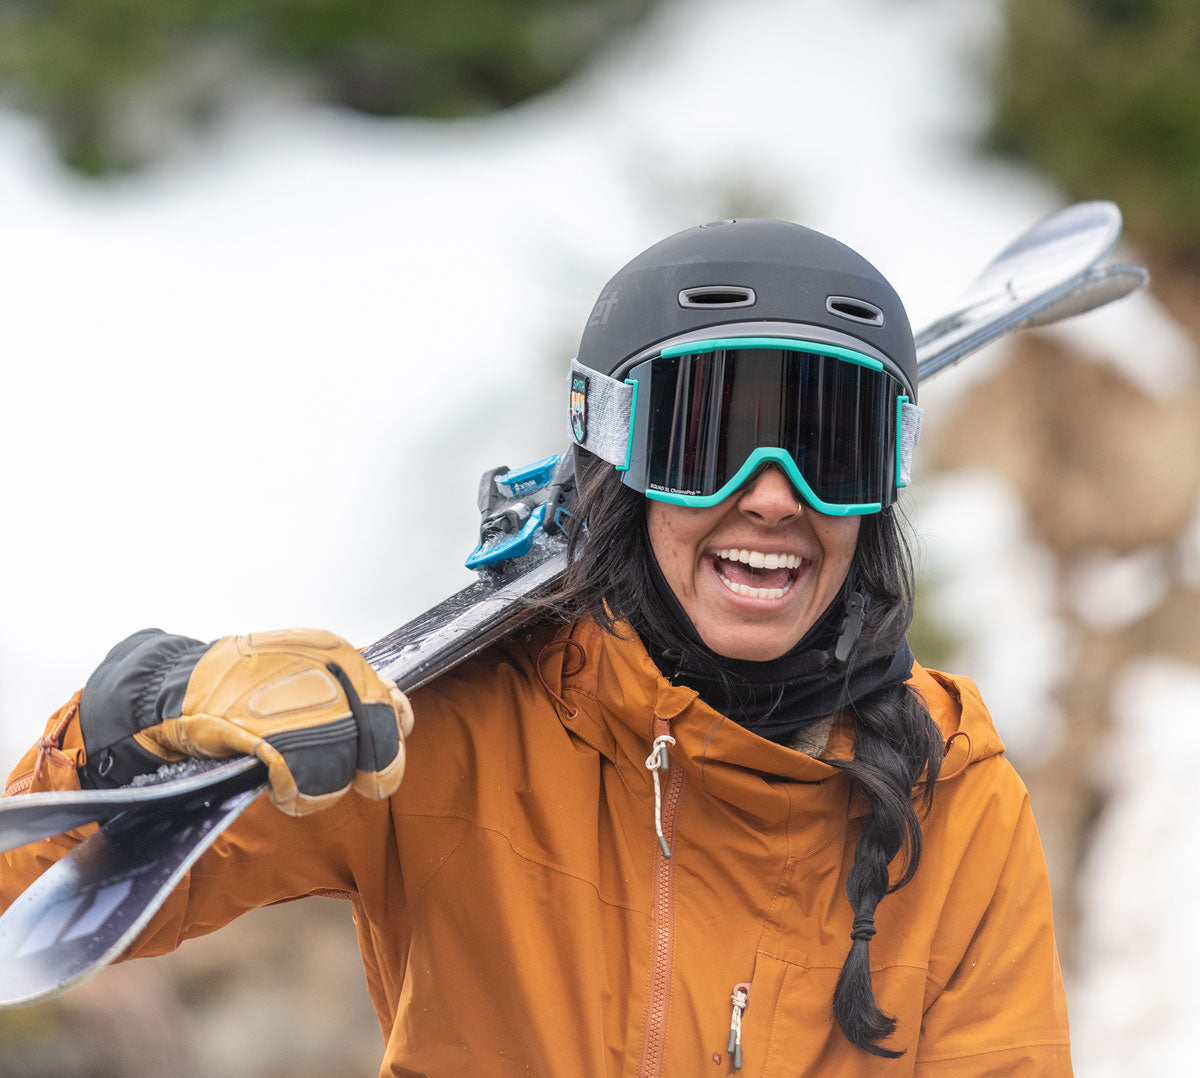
[570,374,589,444]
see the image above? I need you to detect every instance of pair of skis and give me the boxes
[0,201,1147,1008]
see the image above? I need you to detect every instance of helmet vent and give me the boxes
[678,286,757,309]
[826,295,885,326]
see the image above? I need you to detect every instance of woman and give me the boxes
[3,219,1071,1074]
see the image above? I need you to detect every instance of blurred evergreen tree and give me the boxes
[988,0,1200,260]
[0,0,658,176]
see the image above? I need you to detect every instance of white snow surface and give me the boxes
[912,472,1065,760]
[1071,660,1200,1077]
[1067,548,1170,631]
[0,0,1193,1067]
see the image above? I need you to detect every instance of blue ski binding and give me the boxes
[465,453,577,570]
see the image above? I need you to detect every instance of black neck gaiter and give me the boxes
[629,538,914,745]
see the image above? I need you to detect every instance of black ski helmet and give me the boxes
[575,217,917,398]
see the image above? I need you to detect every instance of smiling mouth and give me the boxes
[713,548,805,600]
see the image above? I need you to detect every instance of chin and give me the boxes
[701,630,798,663]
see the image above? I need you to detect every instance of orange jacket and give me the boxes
[3,618,1071,1076]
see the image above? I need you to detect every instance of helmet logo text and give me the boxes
[588,287,620,329]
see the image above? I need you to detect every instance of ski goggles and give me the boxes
[569,337,921,515]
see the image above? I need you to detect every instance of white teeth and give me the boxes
[716,548,803,570]
[717,575,791,600]
[713,548,804,600]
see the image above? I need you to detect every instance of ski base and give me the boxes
[0,766,265,1006]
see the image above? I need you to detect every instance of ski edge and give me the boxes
[0,757,265,857]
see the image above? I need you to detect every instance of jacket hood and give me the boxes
[907,665,1007,780]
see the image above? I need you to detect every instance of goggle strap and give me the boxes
[899,400,922,487]
[567,359,633,468]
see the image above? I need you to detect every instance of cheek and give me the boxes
[646,502,706,595]
[818,517,861,579]
[646,503,683,578]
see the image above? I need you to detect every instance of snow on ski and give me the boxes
[0,201,1148,1008]
[0,757,264,857]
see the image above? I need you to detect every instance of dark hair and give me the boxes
[824,493,943,1058]
[543,457,944,1057]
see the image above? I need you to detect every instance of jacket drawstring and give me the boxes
[535,638,587,719]
[728,982,750,1069]
[644,733,676,858]
[938,729,974,783]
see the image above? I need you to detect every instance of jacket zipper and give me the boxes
[3,771,34,798]
[4,699,79,798]
[639,716,685,1078]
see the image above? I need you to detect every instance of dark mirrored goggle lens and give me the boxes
[636,349,898,504]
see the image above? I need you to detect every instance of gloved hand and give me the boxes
[79,627,414,816]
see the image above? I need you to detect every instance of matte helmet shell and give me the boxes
[576,218,917,397]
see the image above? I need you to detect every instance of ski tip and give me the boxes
[1025,263,1149,327]
[992,201,1124,277]
[1036,200,1122,239]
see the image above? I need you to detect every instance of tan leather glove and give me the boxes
[80,628,413,816]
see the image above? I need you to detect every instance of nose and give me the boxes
[736,464,803,525]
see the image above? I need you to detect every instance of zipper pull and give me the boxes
[644,733,677,858]
[728,982,750,1070]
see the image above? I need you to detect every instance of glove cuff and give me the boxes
[80,629,209,787]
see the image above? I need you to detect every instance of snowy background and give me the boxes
[2,0,1196,1072]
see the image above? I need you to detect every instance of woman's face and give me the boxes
[646,465,860,661]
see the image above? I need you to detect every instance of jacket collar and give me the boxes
[547,619,848,830]
[538,618,1007,828]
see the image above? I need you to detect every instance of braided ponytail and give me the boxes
[827,508,943,1056]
